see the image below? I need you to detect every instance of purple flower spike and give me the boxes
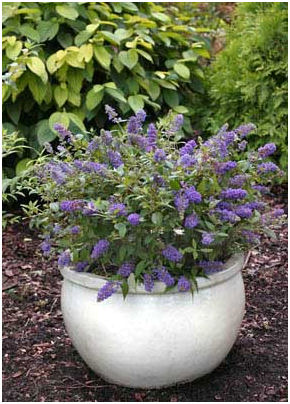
[136,109,146,122]
[60,200,83,212]
[53,123,73,142]
[71,225,80,234]
[75,261,89,272]
[147,123,158,150]
[174,192,189,212]
[184,187,202,203]
[105,105,121,123]
[257,162,279,173]
[180,140,197,156]
[127,213,140,226]
[41,239,51,256]
[109,203,127,216]
[108,150,123,168]
[143,273,154,292]
[162,245,183,262]
[258,143,276,158]
[91,240,109,259]
[58,251,71,267]
[184,213,199,229]
[177,276,191,292]
[118,262,135,277]
[97,281,120,302]
[201,232,214,245]
[220,188,247,200]
[154,148,166,162]
[154,266,175,287]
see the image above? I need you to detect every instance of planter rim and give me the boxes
[60,253,245,294]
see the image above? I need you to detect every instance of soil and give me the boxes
[2,190,288,402]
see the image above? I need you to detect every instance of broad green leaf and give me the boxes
[86,88,104,110]
[78,44,93,63]
[114,223,127,238]
[38,21,59,42]
[6,41,22,60]
[152,12,171,23]
[128,95,144,112]
[56,5,79,20]
[94,46,111,70]
[173,105,189,114]
[19,23,40,42]
[36,119,56,145]
[28,76,46,104]
[118,49,138,69]
[148,81,160,100]
[100,31,119,46]
[173,63,190,79]
[135,260,147,277]
[27,57,48,83]
[68,112,86,132]
[57,32,73,48]
[16,158,32,175]
[49,112,70,132]
[136,49,153,63]
[54,85,68,108]
[114,28,133,42]
[66,51,85,68]
[121,280,129,299]
[67,89,81,106]
[75,30,92,47]
[121,2,139,12]
[46,51,66,74]
[105,88,126,103]
[163,89,179,107]
[151,212,163,225]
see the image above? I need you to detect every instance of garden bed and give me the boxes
[2,191,288,402]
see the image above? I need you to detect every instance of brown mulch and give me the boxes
[2,192,288,402]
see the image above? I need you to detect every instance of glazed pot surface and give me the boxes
[61,254,245,388]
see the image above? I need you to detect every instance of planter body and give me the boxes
[61,254,245,388]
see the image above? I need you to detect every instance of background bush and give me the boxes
[194,2,288,169]
[2,2,210,164]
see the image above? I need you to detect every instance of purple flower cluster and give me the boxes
[220,188,247,200]
[58,250,71,267]
[91,239,109,259]
[128,134,148,150]
[199,260,224,274]
[147,123,158,150]
[108,150,123,168]
[184,186,202,203]
[230,174,248,187]
[179,154,197,168]
[169,114,184,133]
[201,232,214,245]
[153,174,165,187]
[127,213,140,226]
[75,261,88,272]
[257,162,279,173]
[252,185,269,194]
[236,123,256,138]
[53,123,73,142]
[242,230,260,244]
[60,200,83,212]
[143,273,154,292]
[41,239,51,256]
[235,205,253,219]
[102,131,113,146]
[154,266,175,286]
[184,213,199,229]
[109,203,127,216]
[216,209,239,223]
[74,160,107,175]
[105,105,121,123]
[174,192,189,212]
[136,109,146,122]
[118,262,135,277]
[177,276,191,292]
[71,225,80,234]
[82,201,98,216]
[258,143,276,158]
[238,140,247,151]
[162,245,183,262]
[97,281,120,302]
[180,140,197,156]
[215,161,237,175]
[87,139,99,152]
[154,148,166,162]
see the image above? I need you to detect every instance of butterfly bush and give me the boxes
[36,107,285,301]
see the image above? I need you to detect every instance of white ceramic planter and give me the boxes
[61,253,245,389]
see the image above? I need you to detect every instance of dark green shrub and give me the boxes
[2,2,209,158]
[195,2,288,169]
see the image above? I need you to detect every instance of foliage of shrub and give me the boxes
[195,2,288,169]
[2,2,210,163]
[31,108,284,301]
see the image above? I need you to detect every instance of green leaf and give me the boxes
[94,46,112,70]
[137,49,153,63]
[27,57,48,83]
[38,21,59,42]
[114,28,133,42]
[169,179,181,190]
[54,85,68,108]
[151,212,163,225]
[105,88,127,104]
[174,63,190,79]
[28,75,47,104]
[135,260,146,277]
[121,280,129,300]
[118,49,138,69]
[19,23,40,42]
[148,81,160,101]
[163,89,179,107]
[152,12,171,23]
[173,105,189,114]
[49,112,70,132]
[68,113,86,132]
[86,87,104,110]
[36,119,56,145]
[16,158,32,175]
[56,5,79,20]
[128,95,144,112]
[57,32,73,48]
[121,2,139,12]
[114,223,127,238]
[75,30,92,47]
[6,41,22,60]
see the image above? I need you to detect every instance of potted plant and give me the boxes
[34,107,284,388]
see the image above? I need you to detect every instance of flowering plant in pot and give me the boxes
[35,107,284,388]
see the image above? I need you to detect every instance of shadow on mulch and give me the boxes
[2,193,288,402]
